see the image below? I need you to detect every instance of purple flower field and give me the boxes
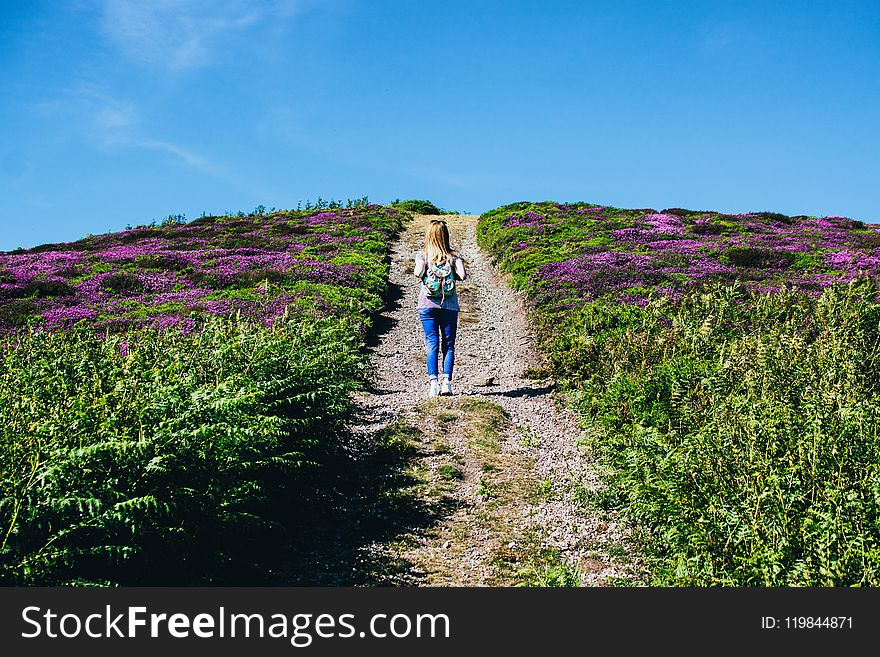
[0,206,405,335]
[479,202,880,310]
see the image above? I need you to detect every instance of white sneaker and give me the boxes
[440,378,452,396]
[427,379,440,398]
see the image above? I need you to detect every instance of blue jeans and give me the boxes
[418,307,458,379]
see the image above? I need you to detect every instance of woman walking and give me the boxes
[414,219,467,397]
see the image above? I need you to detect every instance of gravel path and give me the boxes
[351,214,635,585]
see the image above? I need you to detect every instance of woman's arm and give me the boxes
[454,256,467,281]
[414,251,426,278]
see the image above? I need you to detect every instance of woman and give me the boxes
[414,219,467,397]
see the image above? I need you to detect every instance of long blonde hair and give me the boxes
[424,219,456,265]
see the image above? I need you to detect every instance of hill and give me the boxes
[478,202,880,585]
[0,205,407,585]
[0,206,404,334]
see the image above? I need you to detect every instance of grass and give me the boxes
[517,561,583,587]
[378,421,421,457]
[435,410,458,424]
[521,365,551,380]
[516,425,541,448]
[570,482,598,512]
[436,464,464,481]
[476,475,495,500]
[531,478,556,502]
[459,397,508,459]
[490,526,583,587]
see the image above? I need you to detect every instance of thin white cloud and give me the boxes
[32,82,136,147]
[136,138,232,182]
[34,84,266,194]
[94,103,135,133]
[100,0,304,71]
[125,135,269,197]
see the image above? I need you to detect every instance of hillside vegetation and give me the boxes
[5,196,879,587]
[478,202,880,585]
[0,205,406,584]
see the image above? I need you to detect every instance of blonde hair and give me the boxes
[424,219,455,265]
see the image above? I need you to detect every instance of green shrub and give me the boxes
[101,272,144,295]
[389,200,443,215]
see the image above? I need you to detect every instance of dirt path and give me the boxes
[345,214,637,586]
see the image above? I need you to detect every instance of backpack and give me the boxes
[422,254,456,302]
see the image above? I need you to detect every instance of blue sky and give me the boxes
[1,0,878,250]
